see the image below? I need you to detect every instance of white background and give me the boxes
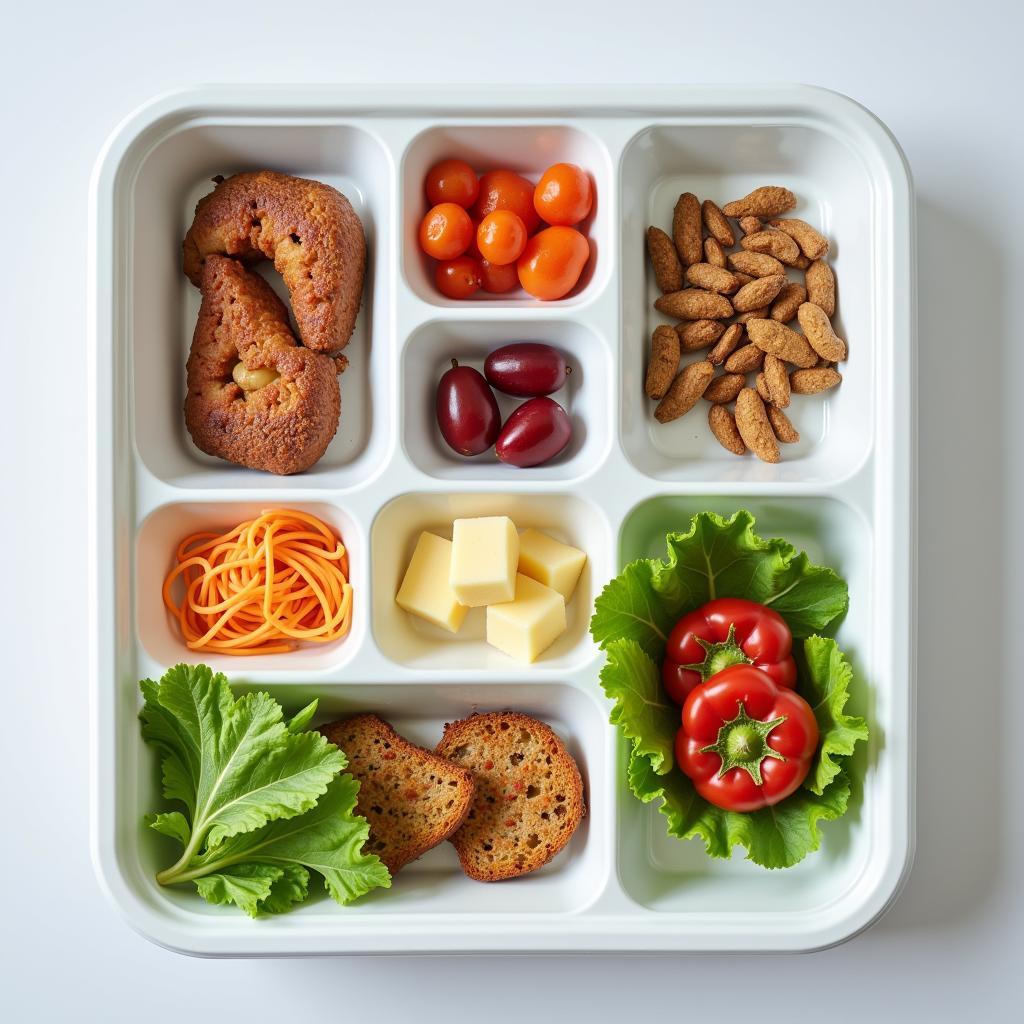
[3,0,1020,1018]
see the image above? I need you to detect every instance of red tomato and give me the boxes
[419,203,474,261]
[517,226,590,300]
[476,210,528,266]
[473,170,541,234]
[425,158,479,209]
[676,665,819,812]
[478,258,520,293]
[534,163,593,226]
[434,256,481,299]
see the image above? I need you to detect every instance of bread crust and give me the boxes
[436,711,585,882]
[183,170,365,354]
[319,715,476,875]
[184,255,340,475]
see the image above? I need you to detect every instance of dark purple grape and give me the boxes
[495,397,572,467]
[436,360,500,456]
[484,343,570,397]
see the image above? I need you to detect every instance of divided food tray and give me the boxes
[88,84,915,955]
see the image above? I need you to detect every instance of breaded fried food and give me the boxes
[183,171,365,354]
[184,255,341,475]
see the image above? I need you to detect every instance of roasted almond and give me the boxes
[646,226,684,293]
[735,306,772,324]
[738,216,763,235]
[685,262,741,294]
[755,371,772,402]
[704,236,728,268]
[708,404,746,455]
[767,405,800,443]
[727,250,787,278]
[797,302,847,361]
[732,273,787,313]
[770,282,807,323]
[746,318,818,368]
[724,343,765,374]
[741,228,802,266]
[654,359,715,422]
[673,192,703,266]
[654,288,734,320]
[677,318,726,351]
[805,259,836,317]
[763,353,791,408]
[645,325,680,399]
[789,367,842,394]
[735,388,780,463]
[707,323,744,365]
[702,199,735,247]
[722,186,797,219]
[703,373,747,403]
[769,218,829,260]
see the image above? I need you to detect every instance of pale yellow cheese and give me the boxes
[449,516,519,607]
[395,532,468,633]
[486,573,566,663]
[517,528,588,602]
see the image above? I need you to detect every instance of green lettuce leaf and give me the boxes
[591,510,867,869]
[139,664,389,914]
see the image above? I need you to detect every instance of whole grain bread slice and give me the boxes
[435,711,585,882]
[319,714,475,874]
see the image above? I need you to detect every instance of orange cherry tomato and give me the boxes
[534,163,593,226]
[473,170,541,234]
[425,158,479,209]
[476,210,528,266]
[435,256,481,299]
[517,226,590,300]
[478,258,520,294]
[419,203,474,261]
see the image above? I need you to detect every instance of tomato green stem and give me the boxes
[683,623,753,681]
[699,701,788,786]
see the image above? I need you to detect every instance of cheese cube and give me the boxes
[517,528,588,602]
[449,516,519,607]
[486,573,566,663]
[395,532,468,634]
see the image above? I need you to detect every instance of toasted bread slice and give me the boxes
[436,711,585,881]
[319,715,475,874]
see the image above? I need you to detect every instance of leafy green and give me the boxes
[590,510,867,869]
[139,664,390,916]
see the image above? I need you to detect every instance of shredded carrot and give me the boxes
[162,509,353,656]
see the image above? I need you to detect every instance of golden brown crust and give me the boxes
[319,715,476,875]
[184,256,340,475]
[436,712,585,882]
[183,171,365,354]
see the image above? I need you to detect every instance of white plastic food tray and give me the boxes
[88,84,915,955]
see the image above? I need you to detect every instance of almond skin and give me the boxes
[645,325,680,399]
[703,373,747,403]
[724,343,765,374]
[655,288,734,320]
[770,282,807,323]
[738,216,763,235]
[797,302,847,361]
[654,359,715,422]
[722,186,797,219]
[741,229,802,266]
[704,236,727,268]
[708,323,744,366]
[735,388,780,463]
[702,199,735,247]
[805,259,836,317]
[767,405,800,443]
[792,253,811,270]
[708,404,746,455]
[755,372,772,402]
[673,192,703,266]
[763,353,791,408]
[735,306,771,324]
[646,226,684,293]
[727,250,786,278]
[732,274,787,313]
[790,367,843,394]
[769,218,829,260]
[685,262,741,294]
[746,318,818,368]
[677,319,726,351]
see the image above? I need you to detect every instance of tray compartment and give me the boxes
[126,679,609,917]
[130,122,394,490]
[614,493,876,913]
[619,122,875,483]
[401,317,613,481]
[136,499,366,674]
[401,123,612,306]
[372,491,610,671]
